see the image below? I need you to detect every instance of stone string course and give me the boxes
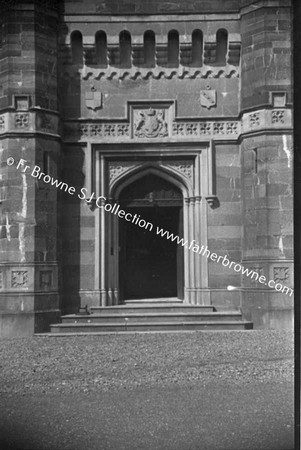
[0,108,291,140]
[61,109,291,142]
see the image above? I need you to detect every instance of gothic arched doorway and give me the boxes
[118,174,184,300]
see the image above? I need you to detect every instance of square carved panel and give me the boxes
[40,270,53,288]
[11,271,28,288]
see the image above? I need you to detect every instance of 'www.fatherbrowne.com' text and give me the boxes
[10,157,293,297]
[156,227,293,297]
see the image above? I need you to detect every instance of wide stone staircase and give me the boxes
[49,298,253,334]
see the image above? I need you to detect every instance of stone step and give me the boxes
[123,298,184,307]
[124,297,182,305]
[61,311,242,324]
[90,305,216,314]
[50,320,253,334]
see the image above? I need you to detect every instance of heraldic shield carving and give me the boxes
[85,86,102,111]
[200,87,217,109]
[134,108,168,138]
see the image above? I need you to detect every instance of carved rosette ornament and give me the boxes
[11,270,28,288]
[273,267,289,284]
[15,113,29,128]
[134,108,168,138]
[249,112,260,127]
[272,110,285,124]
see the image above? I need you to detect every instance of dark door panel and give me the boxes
[119,207,181,300]
[118,174,184,301]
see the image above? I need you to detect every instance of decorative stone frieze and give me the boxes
[162,161,193,181]
[78,65,240,81]
[84,123,130,138]
[108,160,194,184]
[64,107,292,143]
[0,112,59,135]
[173,121,239,138]
[0,265,58,292]
[109,162,138,182]
[67,119,241,141]
[242,109,292,134]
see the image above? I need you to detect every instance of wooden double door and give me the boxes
[119,174,184,300]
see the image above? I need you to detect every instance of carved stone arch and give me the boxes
[110,163,192,200]
[111,164,187,303]
[96,156,209,308]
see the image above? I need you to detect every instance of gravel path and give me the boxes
[0,330,294,394]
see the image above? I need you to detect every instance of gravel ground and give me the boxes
[0,330,294,394]
[0,330,295,450]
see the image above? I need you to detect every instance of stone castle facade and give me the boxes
[0,0,293,336]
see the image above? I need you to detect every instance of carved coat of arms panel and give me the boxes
[133,107,169,138]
